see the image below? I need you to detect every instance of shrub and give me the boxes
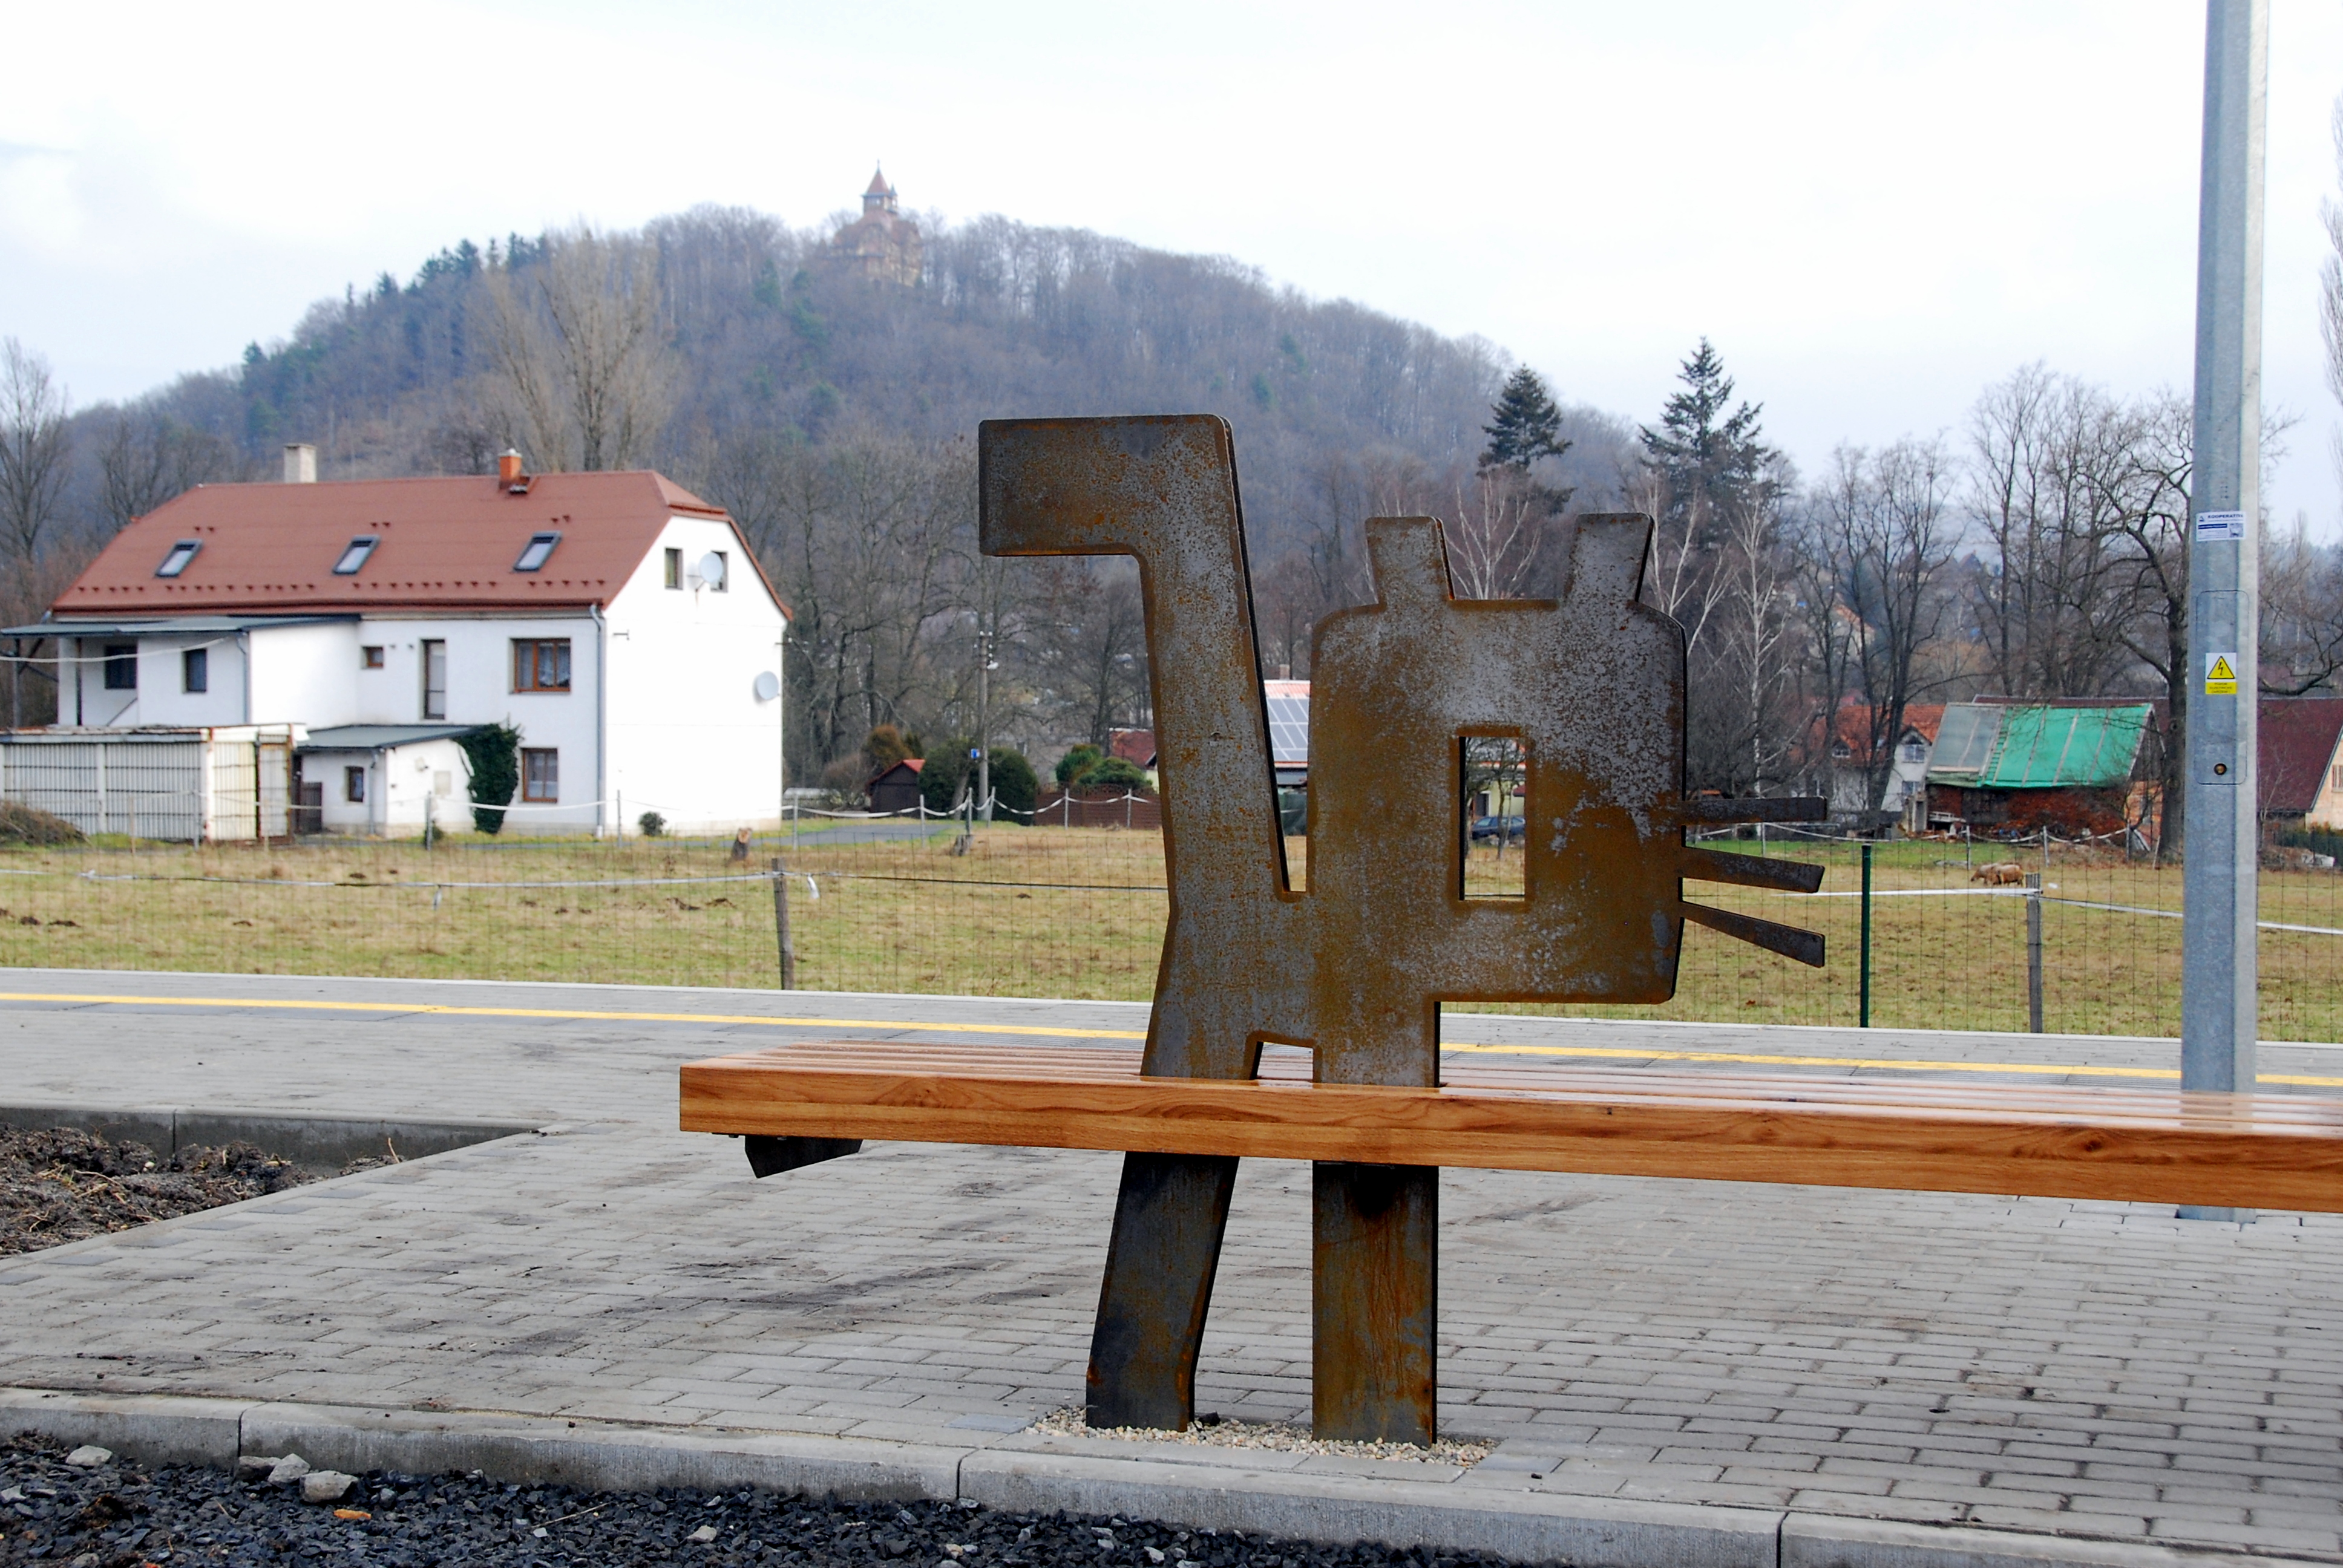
[457,724,521,835]
[637,811,667,838]
[920,738,973,816]
[0,800,83,845]
[988,748,1040,822]
[1055,743,1103,787]
[1083,757,1150,792]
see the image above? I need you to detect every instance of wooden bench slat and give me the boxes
[687,1042,2343,1125]
[679,1042,2343,1214]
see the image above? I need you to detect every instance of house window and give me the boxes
[361,645,385,670]
[332,536,378,575]
[709,550,729,592]
[664,547,682,589]
[182,647,208,693]
[513,638,572,693]
[421,639,447,720]
[514,531,560,572]
[156,539,201,578]
[522,748,559,803]
[102,644,137,691]
[345,766,367,803]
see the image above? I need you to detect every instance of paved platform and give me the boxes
[2,967,2340,1566]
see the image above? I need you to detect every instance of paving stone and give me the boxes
[2,973,2340,1562]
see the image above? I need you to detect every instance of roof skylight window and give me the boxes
[513,532,560,572]
[155,540,201,578]
[332,536,379,575]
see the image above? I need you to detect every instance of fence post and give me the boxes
[771,856,797,990]
[2025,872,2045,1033]
[1858,841,1873,1028]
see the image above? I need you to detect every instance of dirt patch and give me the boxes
[0,1125,327,1256]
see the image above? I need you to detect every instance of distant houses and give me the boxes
[1,447,788,839]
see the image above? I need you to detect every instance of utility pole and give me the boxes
[2179,0,2265,1223]
[977,626,996,823]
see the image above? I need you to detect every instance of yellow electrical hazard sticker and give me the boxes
[2206,653,2238,694]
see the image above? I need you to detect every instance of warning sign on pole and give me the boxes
[2205,652,2239,695]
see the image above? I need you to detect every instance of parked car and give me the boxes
[1469,814,1525,844]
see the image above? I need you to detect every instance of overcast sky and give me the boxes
[5,2,2339,532]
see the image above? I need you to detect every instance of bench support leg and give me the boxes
[1314,1161,1437,1445]
[742,1135,862,1177]
[1086,1151,1239,1432]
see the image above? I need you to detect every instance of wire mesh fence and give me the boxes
[0,818,2336,1040]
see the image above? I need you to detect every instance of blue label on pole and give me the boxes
[2194,510,2245,541]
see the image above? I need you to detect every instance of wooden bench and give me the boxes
[681,1040,2343,1216]
[684,416,2336,1446]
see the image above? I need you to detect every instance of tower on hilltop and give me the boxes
[830,166,922,286]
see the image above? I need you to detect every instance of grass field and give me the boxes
[0,824,2334,1040]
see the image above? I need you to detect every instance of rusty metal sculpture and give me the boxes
[978,415,1823,1445]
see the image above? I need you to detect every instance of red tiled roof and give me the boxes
[865,168,893,196]
[2259,697,2343,815]
[1806,701,1946,766]
[1109,729,1156,766]
[50,471,762,617]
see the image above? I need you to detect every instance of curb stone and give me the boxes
[1,1388,2329,1568]
[1781,1515,2263,1568]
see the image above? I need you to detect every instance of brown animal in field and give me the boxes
[1970,861,2025,885]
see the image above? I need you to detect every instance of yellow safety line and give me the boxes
[1441,1039,2343,1089]
[0,990,1148,1041]
[1,988,2338,1089]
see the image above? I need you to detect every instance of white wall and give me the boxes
[604,516,786,834]
[356,613,602,830]
[66,632,249,729]
[303,738,470,834]
[249,622,361,727]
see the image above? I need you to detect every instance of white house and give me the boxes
[4,448,789,838]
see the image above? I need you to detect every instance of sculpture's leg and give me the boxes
[1313,1161,1437,1444]
[1087,1151,1239,1431]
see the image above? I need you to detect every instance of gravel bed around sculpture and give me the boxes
[0,1434,1540,1568]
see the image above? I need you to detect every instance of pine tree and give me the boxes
[1637,339,1775,534]
[1480,367,1570,471]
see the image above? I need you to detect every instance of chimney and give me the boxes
[497,448,526,488]
[282,443,317,484]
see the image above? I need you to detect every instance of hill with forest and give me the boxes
[15,184,1632,775]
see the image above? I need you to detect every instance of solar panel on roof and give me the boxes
[1926,704,2002,778]
[1265,691,1309,766]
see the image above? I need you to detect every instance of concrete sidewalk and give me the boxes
[1,968,2339,1567]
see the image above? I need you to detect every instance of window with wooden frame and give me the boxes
[344,766,366,803]
[361,645,385,670]
[521,748,559,803]
[664,547,683,589]
[512,638,572,693]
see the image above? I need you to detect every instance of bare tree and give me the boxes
[94,408,241,533]
[1443,463,1545,601]
[1023,558,1151,748]
[480,227,677,471]
[2261,517,2343,694]
[1966,367,2145,699]
[0,340,71,562]
[1813,439,1959,817]
[2322,94,2343,493]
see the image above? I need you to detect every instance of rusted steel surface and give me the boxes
[1314,1161,1438,1443]
[975,414,1821,1443]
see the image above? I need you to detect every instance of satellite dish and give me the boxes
[752,670,781,702]
[696,551,727,589]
